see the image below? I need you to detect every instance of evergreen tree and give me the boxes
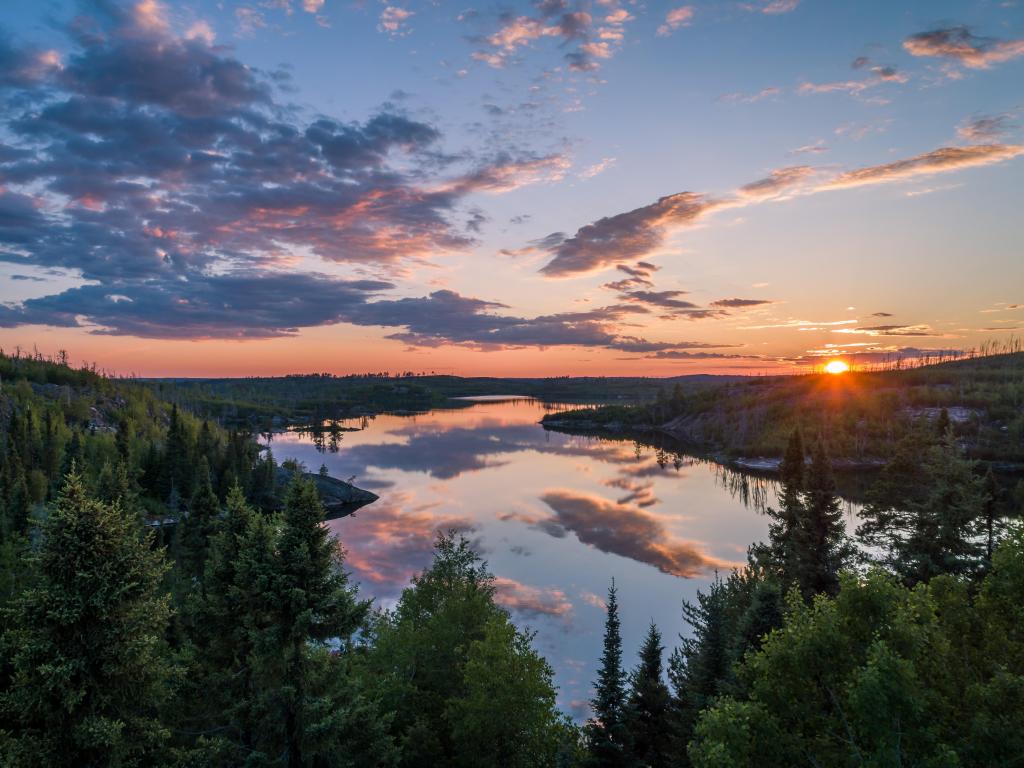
[175,460,220,585]
[859,429,989,584]
[792,438,853,598]
[667,576,732,764]
[161,405,192,502]
[273,477,370,767]
[756,429,804,582]
[0,472,172,767]
[182,478,382,766]
[627,622,671,768]
[586,579,631,767]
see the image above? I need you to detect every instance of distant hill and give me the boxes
[541,352,1024,466]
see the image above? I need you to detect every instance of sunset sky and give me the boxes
[0,0,1021,376]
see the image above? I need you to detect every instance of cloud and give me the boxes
[789,346,963,366]
[957,114,1016,142]
[738,166,813,198]
[328,496,474,598]
[378,6,414,37]
[493,577,573,620]
[533,164,812,277]
[657,7,694,37]
[472,2,628,72]
[741,0,800,14]
[710,298,775,308]
[524,139,1021,282]
[579,157,616,179]
[834,324,946,338]
[798,66,906,97]
[637,349,759,360]
[618,289,698,310]
[0,4,577,340]
[903,26,1024,70]
[718,87,782,104]
[3,272,394,339]
[537,192,721,277]
[821,144,1024,190]
[536,490,733,577]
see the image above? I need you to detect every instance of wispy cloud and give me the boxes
[821,144,1024,190]
[472,2,629,72]
[378,6,414,37]
[903,26,1024,70]
[957,113,1017,142]
[657,6,695,37]
[741,0,800,15]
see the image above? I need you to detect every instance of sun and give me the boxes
[824,359,849,375]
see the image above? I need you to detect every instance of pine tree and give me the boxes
[668,575,733,764]
[185,478,374,766]
[161,404,192,502]
[859,430,988,584]
[175,459,220,585]
[627,622,671,768]
[587,579,631,767]
[792,438,853,598]
[0,472,172,766]
[758,429,804,582]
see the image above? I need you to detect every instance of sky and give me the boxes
[0,0,1022,377]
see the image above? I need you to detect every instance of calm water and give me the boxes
[269,397,782,719]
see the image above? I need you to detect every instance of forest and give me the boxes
[144,373,733,429]
[542,351,1024,465]
[1,348,1022,767]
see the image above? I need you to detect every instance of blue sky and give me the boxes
[0,0,1022,375]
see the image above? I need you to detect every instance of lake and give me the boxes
[268,397,795,719]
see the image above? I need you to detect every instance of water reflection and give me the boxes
[271,398,783,716]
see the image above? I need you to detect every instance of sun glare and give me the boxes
[824,359,849,375]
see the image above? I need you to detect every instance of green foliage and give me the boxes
[792,438,855,598]
[448,617,569,768]
[0,472,173,767]
[860,430,992,584]
[366,532,567,767]
[689,528,1024,767]
[544,351,1024,462]
[586,580,631,767]
[179,478,383,767]
[626,623,671,768]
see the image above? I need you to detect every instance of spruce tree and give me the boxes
[667,575,732,763]
[627,622,671,768]
[0,472,172,766]
[859,430,988,584]
[587,579,631,767]
[175,459,220,585]
[185,478,377,766]
[792,438,853,598]
[758,429,804,582]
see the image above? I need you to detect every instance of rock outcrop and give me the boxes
[274,467,378,519]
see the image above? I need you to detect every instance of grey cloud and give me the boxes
[957,114,1016,142]
[903,26,1024,69]
[538,192,719,277]
[0,6,573,340]
[710,298,775,308]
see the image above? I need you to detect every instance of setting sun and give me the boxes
[824,360,850,375]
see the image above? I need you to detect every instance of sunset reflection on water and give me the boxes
[270,398,772,719]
